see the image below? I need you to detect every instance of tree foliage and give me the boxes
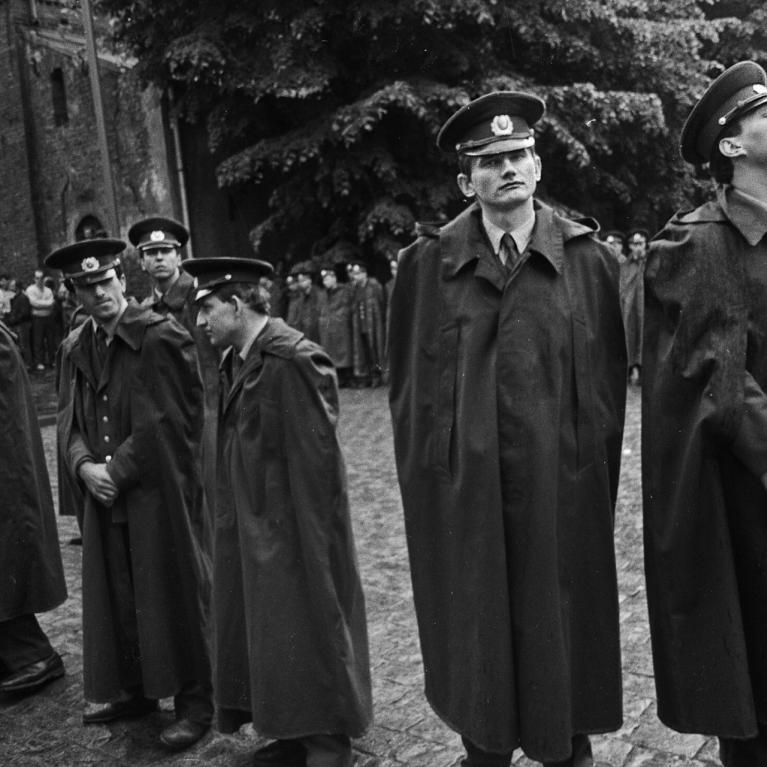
[96,0,767,265]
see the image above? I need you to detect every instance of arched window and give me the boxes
[51,68,68,126]
[75,215,106,241]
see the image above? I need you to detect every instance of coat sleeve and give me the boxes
[107,321,204,491]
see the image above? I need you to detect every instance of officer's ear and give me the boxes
[457,173,475,198]
[719,135,746,159]
[533,151,542,181]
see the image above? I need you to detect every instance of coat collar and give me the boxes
[222,318,304,413]
[63,301,159,389]
[148,270,194,311]
[440,200,597,285]
[717,184,767,246]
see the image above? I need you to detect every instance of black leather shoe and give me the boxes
[82,695,157,724]
[0,651,64,694]
[252,739,307,766]
[159,718,209,750]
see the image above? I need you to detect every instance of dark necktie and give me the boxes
[95,326,108,367]
[499,232,520,272]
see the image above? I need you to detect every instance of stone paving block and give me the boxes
[4,391,729,766]
[630,706,708,759]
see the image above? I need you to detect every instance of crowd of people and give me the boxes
[4,58,767,767]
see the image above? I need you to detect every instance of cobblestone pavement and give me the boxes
[1,386,723,766]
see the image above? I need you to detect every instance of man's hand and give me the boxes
[78,461,119,507]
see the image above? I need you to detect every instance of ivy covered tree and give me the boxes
[97,0,767,267]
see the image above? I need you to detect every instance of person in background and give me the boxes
[643,60,767,767]
[47,237,212,752]
[348,260,385,388]
[0,316,67,697]
[0,273,13,319]
[602,230,626,263]
[185,256,372,767]
[6,278,32,368]
[26,269,56,370]
[620,228,648,386]
[128,216,219,551]
[286,262,324,343]
[319,264,353,387]
[388,90,626,767]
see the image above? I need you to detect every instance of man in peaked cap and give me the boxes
[388,91,626,766]
[183,257,371,767]
[128,215,219,552]
[642,61,767,765]
[346,259,385,387]
[285,260,324,344]
[46,238,213,751]
[620,228,649,385]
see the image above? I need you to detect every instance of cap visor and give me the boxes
[72,267,118,286]
[462,136,535,156]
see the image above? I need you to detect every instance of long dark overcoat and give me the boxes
[351,278,385,378]
[57,304,211,702]
[319,283,353,368]
[0,320,66,621]
[619,255,645,368]
[388,201,626,761]
[213,318,372,739]
[643,199,767,736]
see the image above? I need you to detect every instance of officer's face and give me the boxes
[458,149,541,213]
[297,274,313,292]
[196,294,237,349]
[141,246,180,282]
[74,273,126,323]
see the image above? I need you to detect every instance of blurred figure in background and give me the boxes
[319,264,353,387]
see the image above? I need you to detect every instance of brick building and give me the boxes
[0,0,257,293]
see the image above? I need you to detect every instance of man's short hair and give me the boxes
[214,282,271,315]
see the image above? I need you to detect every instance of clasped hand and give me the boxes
[78,461,119,507]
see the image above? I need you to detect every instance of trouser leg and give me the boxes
[0,614,54,674]
[31,318,44,366]
[719,725,767,767]
[460,736,513,767]
[542,734,593,767]
[174,678,213,726]
[299,734,353,767]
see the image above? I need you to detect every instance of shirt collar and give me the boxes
[91,300,128,342]
[238,314,269,361]
[717,184,767,246]
[482,211,536,255]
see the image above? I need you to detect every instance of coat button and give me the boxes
[103,435,110,443]
[102,415,109,422]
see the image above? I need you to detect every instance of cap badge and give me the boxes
[490,115,514,136]
[81,256,100,272]
[193,278,199,288]
[225,273,232,280]
[150,230,165,242]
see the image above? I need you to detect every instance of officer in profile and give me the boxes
[184,255,372,767]
[388,91,626,766]
[643,60,767,766]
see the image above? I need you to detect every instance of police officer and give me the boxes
[47,238,212,750]
[388,91,626,766]
[184,256,372,767]
[128,216,219,550]
[643,61,767,766]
